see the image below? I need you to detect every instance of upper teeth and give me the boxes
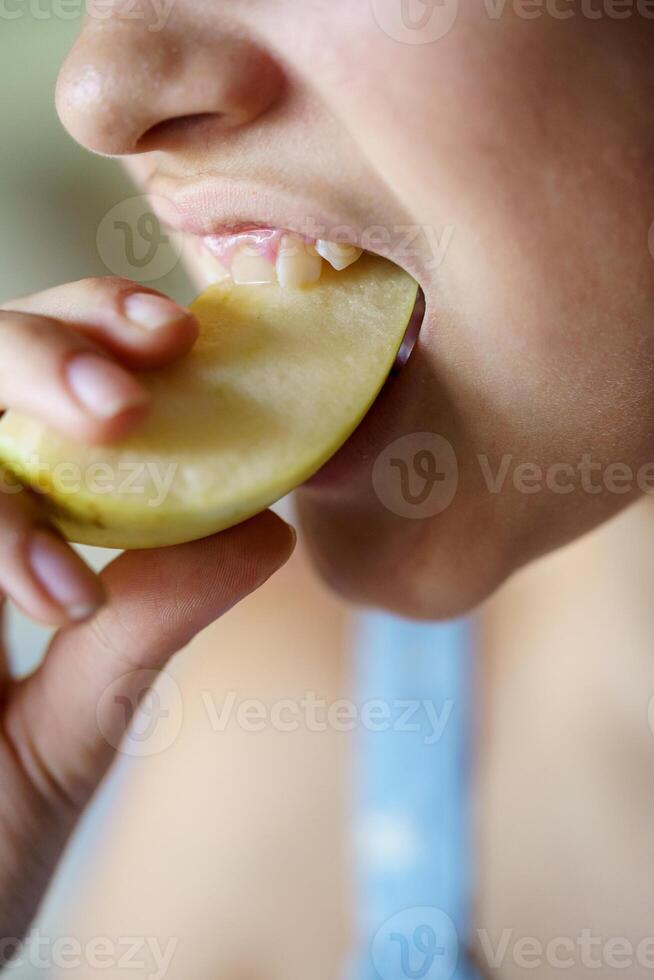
[276,234,323,288]
[201,233,364,288]
[192,243,231,289]
[315,239,363,271]
[231,251,278,285]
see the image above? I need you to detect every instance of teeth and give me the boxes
[198,232,364,289]
[231,250,277,285]
[276,234,323,288]
[194,244,230,288]
[315,239,363,271]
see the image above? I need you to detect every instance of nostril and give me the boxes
[135,113,224,152]
[56,30,285,158]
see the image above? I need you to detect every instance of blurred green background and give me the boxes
[0,16,192,974]
[1,14,195,673]
[0,16,192,301]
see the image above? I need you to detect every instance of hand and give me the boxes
[0,277,295,943]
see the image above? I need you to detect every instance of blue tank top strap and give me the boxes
[349,612,480,980]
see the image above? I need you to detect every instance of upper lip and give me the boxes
[148,172,352,241]
[142,170,427,282]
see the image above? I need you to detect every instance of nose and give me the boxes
[56,15,284,156]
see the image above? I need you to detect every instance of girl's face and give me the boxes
[57,2,654,615]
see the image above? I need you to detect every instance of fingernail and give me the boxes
[286,523,297,549]
[28,529,104,620]
[66,353,150,419]
[124,292,188,331]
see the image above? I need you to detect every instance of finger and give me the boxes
[0,467,105,627]
[3,277,198,371]
[0,309,154,443]
[4,511,295,809]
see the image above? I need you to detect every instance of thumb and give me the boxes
[5,510,295,810]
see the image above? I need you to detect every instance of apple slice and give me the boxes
[0,254,418,549]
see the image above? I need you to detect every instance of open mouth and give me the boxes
[141,170,429,334]
[145,166,431,434]
[194,228,364,288]
[186,226,425,370]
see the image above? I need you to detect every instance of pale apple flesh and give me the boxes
[0,255,419,549]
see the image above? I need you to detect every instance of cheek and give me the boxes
[420,120,654,462]
[430,295,654,515]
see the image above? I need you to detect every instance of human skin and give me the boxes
[1,0,654,938]
[53,1,654,618]
[42,504,654,980]
[0,282,295,940]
